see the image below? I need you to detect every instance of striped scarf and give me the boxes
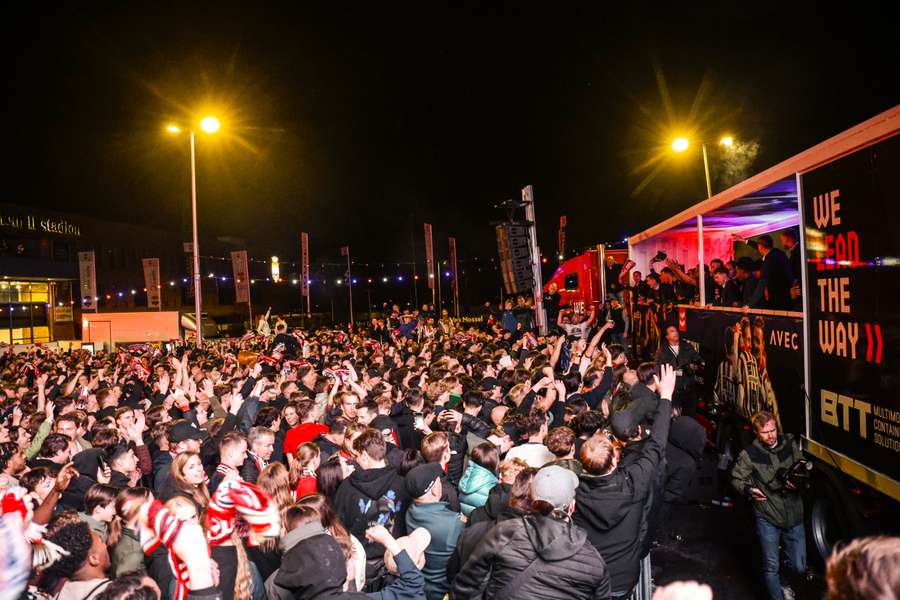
[206,480,280,547]
[215,463,242,482]
[141,500,193,600]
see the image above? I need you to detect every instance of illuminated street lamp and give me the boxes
[671,135,736,199]
[671,137,689,152]
[166,116,221,347]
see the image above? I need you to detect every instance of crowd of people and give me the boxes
[0,300,896,600]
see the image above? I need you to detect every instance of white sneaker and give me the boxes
[781,585,796,600]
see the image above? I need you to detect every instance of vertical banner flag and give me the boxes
[78,251,97,311]
[448,237,458,293]
[340,245,349,257]
[142,258,161,309]
[231,251,250,304]
[301,233,310,298]
[424,223,435,290]
[558,215,567,257]
[448,237,460,317]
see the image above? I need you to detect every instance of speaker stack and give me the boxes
[496,222,534,294]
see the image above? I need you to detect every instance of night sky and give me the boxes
[6,4,899,276]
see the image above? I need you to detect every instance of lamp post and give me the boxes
[672,135,734,199]
[166,117,220,348]
[671,134,734,309]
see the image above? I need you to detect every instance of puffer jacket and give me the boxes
[451,514,611,599]
[458,462,499,516]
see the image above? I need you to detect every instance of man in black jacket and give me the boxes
[747,235,793,310]
[654,325,702,416]
[240,426,273,484]
[574,364,676,597]
[333,428,411,586]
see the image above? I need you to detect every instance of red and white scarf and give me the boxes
[206,479,280,547]
[215,463,242,482]
[141,500,194,600]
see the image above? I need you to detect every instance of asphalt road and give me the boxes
[649,451,827,599]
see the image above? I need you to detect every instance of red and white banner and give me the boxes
[142,258,161,309]
[424,223,435,290]
[231,251,250,304]
[301,233,310,298]
[78,251,97,311]
[340,245,349,257]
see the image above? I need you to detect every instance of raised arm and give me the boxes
[665,259,697,286]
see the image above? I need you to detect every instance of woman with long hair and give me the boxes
[289,442,320,500]
[316,455,348,499]
[295,494,367,593]
[251,462,293,581]
[169,451,210,512]
[458,443,500,516]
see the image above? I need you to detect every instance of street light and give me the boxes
[670,134,737,199]
[672,137,689,152]
[199,117,221,134]
[165,115,221,348]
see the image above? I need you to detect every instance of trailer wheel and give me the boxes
[807,475,857,567]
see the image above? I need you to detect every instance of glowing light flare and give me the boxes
[720,136,734,147]
[166,124,181,134]
[672,137,689,152]
[200,116,221,134]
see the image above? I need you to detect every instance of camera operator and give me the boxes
[731,411,806,600]
[653,325,701,416]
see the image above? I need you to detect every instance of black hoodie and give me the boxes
[574,398,672,594]
[451,514,610,600]
[333,465,411,559]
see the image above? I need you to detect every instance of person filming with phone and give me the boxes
[731,411,807,600]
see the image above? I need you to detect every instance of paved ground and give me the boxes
[649,452,827,599]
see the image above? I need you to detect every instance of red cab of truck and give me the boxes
[543,247,629,313]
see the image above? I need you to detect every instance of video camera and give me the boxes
[775,459,813,493]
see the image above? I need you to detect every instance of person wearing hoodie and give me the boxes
[403,463,464,600]
[573,364,676,597]
[452,465,610,599]
[269,515,425,600]
[333,428,411,585]
[60,447,108,511]
[457,443,500,517]
[446,466,537,585]
[662,408,707,538]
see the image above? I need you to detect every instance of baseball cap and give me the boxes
[611,410,640,441]
[169,420,204,443]
[405,463,443,498]
[533,465,579,510]
[384,527,430,574]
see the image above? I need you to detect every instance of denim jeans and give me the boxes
[755,515,806,600]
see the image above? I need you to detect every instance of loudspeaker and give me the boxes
[496,222,534,294]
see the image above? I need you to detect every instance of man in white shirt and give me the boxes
[505,411,555,468]
[558,306,597,341]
